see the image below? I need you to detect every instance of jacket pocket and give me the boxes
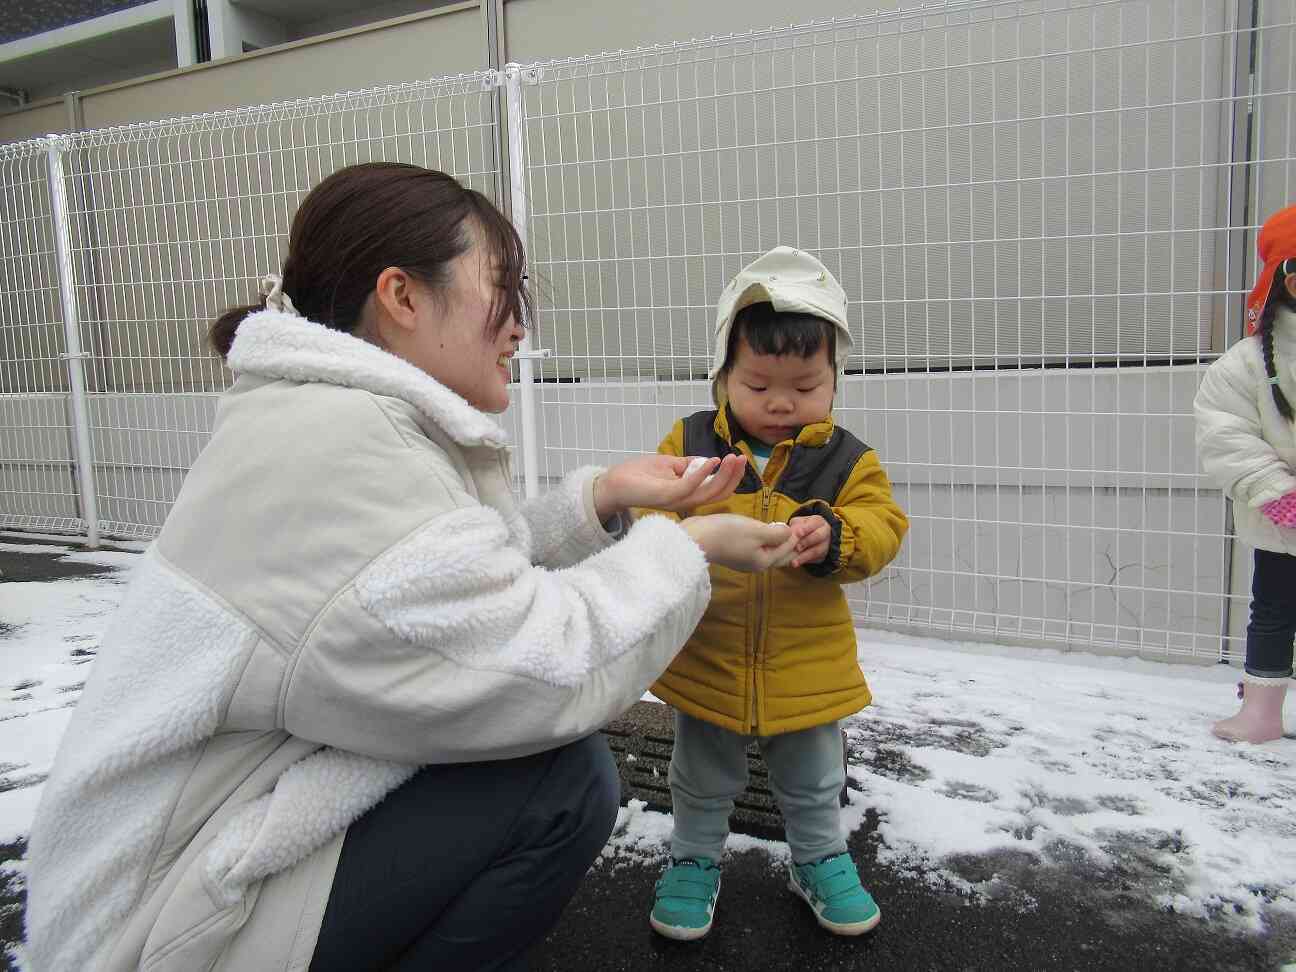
[139,855,262,972]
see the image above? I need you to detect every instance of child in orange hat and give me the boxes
[1194,204,1296,743]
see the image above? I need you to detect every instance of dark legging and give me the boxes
[1245,548,1296,679]
[309,732,620,971]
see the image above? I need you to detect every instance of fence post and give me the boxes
[503,63,549,499]
[1214,0,1260,663]
[45,134,100,548]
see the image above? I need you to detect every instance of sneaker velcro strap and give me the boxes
[657,885,714,903]
[819,871,865,902]
[657,871,719,902]
[802,862,863,902]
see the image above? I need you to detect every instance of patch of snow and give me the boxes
[845,633,1294,931]
[0,708,74,843]
[600,633,1294,932]
[0,566,133,843]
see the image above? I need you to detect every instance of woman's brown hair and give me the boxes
[209,162,531,358]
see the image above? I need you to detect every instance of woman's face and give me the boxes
[381,231,524,414]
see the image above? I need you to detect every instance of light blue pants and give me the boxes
[668,711,848,865]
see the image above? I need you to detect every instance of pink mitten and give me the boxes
[1261,491,1296,528]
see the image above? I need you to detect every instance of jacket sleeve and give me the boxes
[515,465,627,569]
[790,450,908,584]
[283,507,709,764]
[1195,350,1296,508]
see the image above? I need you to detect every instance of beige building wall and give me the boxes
[0,0,901,143]
[0,100,71,143]
[0,2,1255,389]
[502,0,898,63]
[81,4,486,130]
[0,2,1258,390]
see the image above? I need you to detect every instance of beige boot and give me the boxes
[1212,677,1289,743]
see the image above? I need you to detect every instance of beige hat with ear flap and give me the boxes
[709,246,853,378]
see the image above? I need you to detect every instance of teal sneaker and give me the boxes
[649,857,722,940]
[788,853,881,935]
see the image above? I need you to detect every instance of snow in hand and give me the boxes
[685,456,718,485]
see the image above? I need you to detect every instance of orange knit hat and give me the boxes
[1246,204,1296,334]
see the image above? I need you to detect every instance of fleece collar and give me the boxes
[226,309,509,450]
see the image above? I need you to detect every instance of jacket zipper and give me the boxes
[750,484,773,730]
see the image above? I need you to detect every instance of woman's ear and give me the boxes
[367,267,422,352]
[374,267,418,332]
[1284,270,1296,302]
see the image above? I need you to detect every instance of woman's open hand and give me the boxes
[594,454,747,519]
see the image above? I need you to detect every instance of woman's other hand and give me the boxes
[680,514,798,571]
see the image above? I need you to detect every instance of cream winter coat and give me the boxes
[1195,305,1296,556]
[23,309,712,971]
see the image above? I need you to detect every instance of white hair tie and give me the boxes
[258,274,300,316]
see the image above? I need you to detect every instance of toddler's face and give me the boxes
[724,336,834,446]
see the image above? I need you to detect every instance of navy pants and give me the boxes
[1246,548,1296,679]
[308,733,620,972]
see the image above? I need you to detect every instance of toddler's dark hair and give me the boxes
[712,302,836,406]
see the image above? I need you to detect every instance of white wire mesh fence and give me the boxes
[1,0,1293,663]
[47,75,506,538]
[515,0,1293,662]
[0,138,81,535]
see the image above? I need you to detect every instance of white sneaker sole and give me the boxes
[649,873,720,941]
[787,872,881,936]
[649,913,713,941]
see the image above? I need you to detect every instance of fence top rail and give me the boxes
[41,70,503,151]
[0,136,56,162]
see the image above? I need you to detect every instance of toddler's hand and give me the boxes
[1261,491,1296,528]
[788,514,832,569]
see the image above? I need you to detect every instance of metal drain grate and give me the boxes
[600,702,851,841]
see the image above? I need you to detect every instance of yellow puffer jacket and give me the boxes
[647,407,908,736]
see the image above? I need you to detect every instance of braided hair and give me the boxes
[1257,257,1296,422]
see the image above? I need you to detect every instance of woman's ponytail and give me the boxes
[208,300,266,360]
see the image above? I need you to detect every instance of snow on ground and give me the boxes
[2,543,1295,954]
[0,544,133,843]
[606,635,1296,935]
[850,635,1295,930]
